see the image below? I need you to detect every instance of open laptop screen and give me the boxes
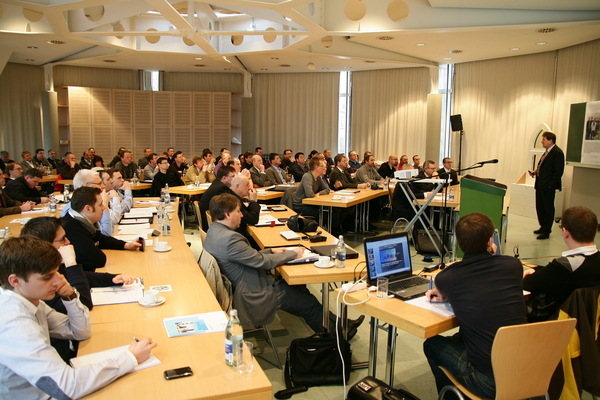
[364,233,412,283]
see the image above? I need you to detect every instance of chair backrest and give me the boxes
[205,210,213,227]
[281,185,298,209]
[192,201,207,244]
[492,318,577,400]
[198,249,232,313]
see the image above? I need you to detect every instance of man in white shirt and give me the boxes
[0,235,156,399]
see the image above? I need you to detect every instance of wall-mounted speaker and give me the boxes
[450,114,463,131]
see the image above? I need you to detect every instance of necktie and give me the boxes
[536,150,548,176]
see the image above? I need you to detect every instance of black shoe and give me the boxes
[537,234,550,240]
[533,228,543,234]
[344,315,365,340]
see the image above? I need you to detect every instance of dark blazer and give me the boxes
[535,145,564,191]
[249,166,270,187]
[151,170,184,196]
[59,163,81,179]
[411,170,435,199]
[378,163,396,179]
[436,168,459,186]
[4,176,44,203]
[0,189,22,216]
[329,167,359,189]
[289,162,308,183]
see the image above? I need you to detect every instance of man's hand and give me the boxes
[523,268,536,278]
[240,169,250,178]
[487,242,498,255]
[40,197,50,204]
[358,183,370,189]
[121,181,131,190]
[292,247,305,258]
[426,288,447,303]
[124,240,142,251]
[112,274,137,285]
[248,187,258,202]
[259,165,265,173]
[55,274,75,297]
[334,181,343,189]
[57,244,78,267]
[19,201,35,211]
[129,338,157,364]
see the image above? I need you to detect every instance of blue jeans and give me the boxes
[423,333,496,399]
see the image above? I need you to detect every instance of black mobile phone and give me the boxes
[138,237,145,252]
[164,366,193,380]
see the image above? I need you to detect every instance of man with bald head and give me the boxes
[249,155,270,188]
[378,155,399,178]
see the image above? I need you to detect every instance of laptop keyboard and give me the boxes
[389,276,430,291]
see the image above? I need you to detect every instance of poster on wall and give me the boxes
[582,100,600,165]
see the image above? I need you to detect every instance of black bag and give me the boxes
[286,215,318,233]
[274,332,351,399]
[347,376,421,400]
[413,228,449,256]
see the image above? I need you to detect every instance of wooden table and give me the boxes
[337,287,457,386]
[302,188,389,232]
[130,182,152,190]
[40,174,60,182]
[247,206,365,330]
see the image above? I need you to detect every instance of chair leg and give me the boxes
[439,385,466,400]
[262,325,283,370]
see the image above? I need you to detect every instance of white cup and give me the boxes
[155,240,168,251]
[318,256,330,267]
[143,289,159,304]
[236,341,254,374]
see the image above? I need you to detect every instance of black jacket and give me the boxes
[4,176,44,203]
[199,180,260,234]
[151,170,185,196]
[535,145,564,191]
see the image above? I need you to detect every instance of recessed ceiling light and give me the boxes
[260,68,268,71]
[284,17,291,21]
[270,57,279,60]
[103,59,116,63]
[377,36,394,41]
[448,50,462,54]
[194,57,203,60]
[365,60,376,63]
[344,66,352,69]
[416,43,426,46]
[536,42,547,45]
[47,40,65,45]
[321,67,329,70]
[279,64,291,67]
[510,47,520,51]
[194,64,205,67]
[25,58,35,62]
[443,57,451,60]
[537,28,556,34]
[224,68,231,71]
[27,45,38,49]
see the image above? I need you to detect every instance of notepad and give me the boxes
[91,283,144,305]
[70,345,161,372]
[163,311,228,337]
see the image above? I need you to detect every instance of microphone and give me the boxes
[477,159,498,165]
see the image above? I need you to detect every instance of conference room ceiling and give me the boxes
[0,0,599,74]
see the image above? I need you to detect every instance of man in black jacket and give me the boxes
[151,157,184,196]
[0,169,35,216]
[436,157,459,186]
[4,169,49,204]
[61,187,141,272]
[199,166,237,231]
[528,131,565,239]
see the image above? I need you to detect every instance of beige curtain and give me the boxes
[164,72,243,92]
[0,63,44,158]
[453,52,557,186]
[53,65,138,89]
[351,68,431,162]
[252,72,339,155]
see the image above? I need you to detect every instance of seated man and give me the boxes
[5,162,23,182]
[348,150,361,172]
[143,153,159,181]
[114,150,138,180]
[62,187,141,272]
[229,173,261,236]
[151,157,184,197]
[423,213,527,399]
[293,157,330,218]
[0,235,156,399]
[20,150,37,173]
[355,154,385,187]
[80,150,95,170]
[289,152,308,183]
[168,151,187,175]
[377,155,399,179]
[411,159,438,199]
[204,193,363,337]
[0,168,35,216]
[213,151,231,177]
[33,148,52,169]
[5,168,49,204]
[186,155,215,184]
[398,154,413,170]
[108,169,133,213]
[199,166,237,231]
[437,157,459,186]
[138,148,152,169]
[59,152,82,179]
[249,155,270,188]
[265,153,287,185]
[523,206,600,321]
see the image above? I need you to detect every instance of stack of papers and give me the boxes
[91,282,144,306]
[255,215,284,226]
[71,345,161,372]
[163,311,228,337]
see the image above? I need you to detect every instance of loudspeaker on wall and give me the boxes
[450,114,463,131]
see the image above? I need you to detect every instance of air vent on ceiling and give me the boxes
[448,49,463,54]
[377,36,394,41]
[537,28,557,34]
[194,64,205,67]
[279,64,291,67]
[102,59,116,63]
[47,40,65,45]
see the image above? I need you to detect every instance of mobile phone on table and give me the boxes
[164,366,193,380]
[138,237,145,252]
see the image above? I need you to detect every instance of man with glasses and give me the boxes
[6,162,23,181]
[5,169,49,204]
[0,168,35,216]
[200,166,237,231]
[151,157,184,196]
[411,160,439,199]
[437,157,459,186]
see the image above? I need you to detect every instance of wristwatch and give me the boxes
[60,287,79,301]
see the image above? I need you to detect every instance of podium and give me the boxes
[457,175,507,258]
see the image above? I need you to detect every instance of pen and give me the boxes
[133,337,139,342]
[429,276,433,290]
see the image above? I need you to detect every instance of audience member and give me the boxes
[437,157,459,186]
[80,150,95,169]
[138,148,152,169]
[20,150,37,172]
[47,149,60,169]
[88,148,104,167]
[199,166,237,231]
[107,147,126,168]
[289,152,308,182]
[114,150,138,180]
[412,159,438,198]
[281,149,293,171]
[109,169,133,212]
[265,153,287,185]
[151,157,185,196]
[186,155,215,184]
[168,151,187,175]
[255,147,270,169]
[0,168,34,216]
[249,155,270,188]
[323,149,334,167]
[0,150,14,164]
[423,213,527,399]
[348,150,361,172]
[6,162,23,181]
[59,152,82,179]
[523,206,600,321]
[412,154,423,171]
[213,152,231,177]
[143,153,159,180]
[202,149,216,173]
[378,155,399,178]
[5,168,49,204]
[398,154,413,170]
[33,148,51,169]
[0,236,155,399]
[293,157,330,218]
[356,154,385,186]
[166,147,176,164]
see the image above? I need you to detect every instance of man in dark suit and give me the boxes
[528,131,565,240]
[437,157,459,186]
[0,168,35,216]
[199,166,237,231]
[5,169,49,204]
[377,155,399,179]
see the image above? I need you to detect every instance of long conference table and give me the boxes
[0,201,272,400]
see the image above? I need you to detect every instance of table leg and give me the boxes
[385,325,397,386]
[322,282,330,331]
[368,317,378,377]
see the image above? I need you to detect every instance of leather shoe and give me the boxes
[344,315,365,340]
[533,229,543,234]
[536,234,550,240]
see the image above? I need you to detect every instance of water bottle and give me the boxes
[63,185,70,203]
[164,184,170,205]
[49,194,57,213]
[290,175,295,185]
[335,235,346,268]
[449,187,455,201]
[225,309,243,366]
[161,213,171,237]
[157,203,165,225]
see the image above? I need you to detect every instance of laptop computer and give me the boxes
[363,232,430,300]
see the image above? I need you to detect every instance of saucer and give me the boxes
[139,296,166,307]
[153,245,173,252]
[314,261,334,269]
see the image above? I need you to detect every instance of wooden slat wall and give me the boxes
[65,87,231,162]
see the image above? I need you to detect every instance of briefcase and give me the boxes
[347,376,421,400]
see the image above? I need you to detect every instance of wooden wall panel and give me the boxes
[91,88,112,126]
[193,92,211,125]
[134,126,153,158]
[153,92,172,126]
[212,93,230,126]
[69,126,92,159]
[212,126,231,151]
[153,126,172,153]
[91,126,113,158]
[113,90,133,126]
[192,126,211,156]
[173,127,192,156]
[173,92,192,126]
[68,87,91,125]
[133,91,152,125]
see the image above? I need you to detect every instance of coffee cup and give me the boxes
[318,256,330,267]
[143,289,159,304]
[155,241,168,251]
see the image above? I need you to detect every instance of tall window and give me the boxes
[438,64,454,163]
[338,71,351,154]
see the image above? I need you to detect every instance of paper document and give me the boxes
[338,190,360,194]
[255,215,284,226]
[114,234,149,242]
[21,209,46,215]
[118,223,151,232]
[91,282,144,305]
[331,195,355,200]
[163,311,228,338]
[280,230,301,240]
[136,200,160,205]
[119,219,151,225]
[71,345,161,372]
[124,209,154,218]
[10,217,32,224]
[405,296,455,317]
[283,247,319,264]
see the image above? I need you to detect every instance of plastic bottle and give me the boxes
[161,212,171,237]
[335,235,346,268]
[49,194,57,213]
[289,175,295,185]
[449,187,455,201]
[164,184,170,205]
[63,185,70,203]
[225,309,243,366]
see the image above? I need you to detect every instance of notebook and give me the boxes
[310,244,360,259]
[364,232,430,300]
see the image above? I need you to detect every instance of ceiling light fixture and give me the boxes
[448,49,462,54]
[271,57,279,60]
[365,60,376,63]
[537,28,556,34]
[47,40,65,45]
[536,42,547,45]
[279,64,291,67]
[195,57,203,60]
[25,58,35,62]
[443,57,451,60]
[194,64,205,67]
[377,36,394,41]
[510,47,520,51]
[27,45,38,49]
[306,62,316,71]
[416,43,426,46]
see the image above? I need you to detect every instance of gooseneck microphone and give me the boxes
[476,159,499,165]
